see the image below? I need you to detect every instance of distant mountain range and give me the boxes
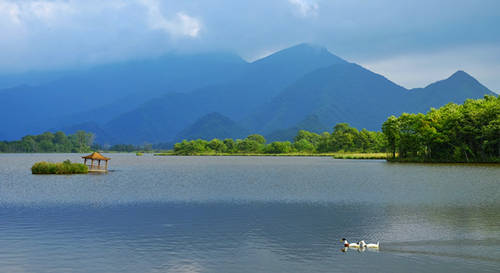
[0,43,496,144]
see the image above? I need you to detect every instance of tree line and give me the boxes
[382,95,499,162]
[0,131,95,153]
[173,123,387,155]
[2,96,498,163]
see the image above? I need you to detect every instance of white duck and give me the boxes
[341,238,360,248]
[359,240,380,249]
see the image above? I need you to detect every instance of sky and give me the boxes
[0,0,499,91]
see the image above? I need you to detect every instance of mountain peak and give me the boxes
[288,42,328,51]
[253,43,346,65]
[447,70,475,81]
[422,70,486,90]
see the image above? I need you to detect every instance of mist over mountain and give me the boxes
[1,43,495,144]
[0,52,247,140]
[175,113,249,142]
[96,43,347,144]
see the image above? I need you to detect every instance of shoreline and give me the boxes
[154,152,389,159]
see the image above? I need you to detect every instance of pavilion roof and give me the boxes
[81,152,110,160]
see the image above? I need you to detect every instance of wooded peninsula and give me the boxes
[1,96,498,163]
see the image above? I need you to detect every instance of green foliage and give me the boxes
[109,144,137,152]
[293,139,315,152]
[264,141,294,154]
[236,139,263,153]
[1,131,94,153]
[246,134,266,144]
[223,138,236,152]
[383,95,500,162]
[208,139,227,153]
[171,124,386,155]
[294,130,321,146]
[31,160,88,174]
[174,139,211,155]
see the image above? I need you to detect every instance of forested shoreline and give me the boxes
[171,123,386,155]
[0,131,95,153]
[1,96,498,163]
[383,95,499,162]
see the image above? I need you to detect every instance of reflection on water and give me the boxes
[0,154,499,272]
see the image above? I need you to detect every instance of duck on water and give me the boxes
[341,238,380,249]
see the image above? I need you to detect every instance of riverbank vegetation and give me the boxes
[382,95,499,163]
[4,96,498,163]
[171,123,387,156]
[1,131,95,153]
[31,160,88,174]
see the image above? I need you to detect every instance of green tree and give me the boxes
[382,116,400,159]
[208,139,227,153]
[294,138,315,152]
[223,138,236,152]
[246,134,266,144]
[236,139,261,153]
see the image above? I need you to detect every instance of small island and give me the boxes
[31,152,111,174]
[31,160,88,174]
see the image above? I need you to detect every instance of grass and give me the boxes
[386,157,500,163]
[136,152,144,156]
[154,151,388,159]
[31,160,88,174]
[331,153,388,159]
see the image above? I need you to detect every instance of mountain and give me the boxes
[55,122,116,144]
[99,44,347,144]
[175,112,249,141]
[245,67,495,139]
[0,52,247,140]
[407,70,496,113]
[246,65,496,138]
[245,62,409,133]
[2,43,496,144]
[265,114,327,142]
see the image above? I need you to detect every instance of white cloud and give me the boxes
[288,0,319,17]
[0,0,203,72]
[359,45,500,92]
[139,0,201,37]
[0,0,74,26]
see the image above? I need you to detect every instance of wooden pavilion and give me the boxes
[82,152,110,172]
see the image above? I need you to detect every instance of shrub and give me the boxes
[32,160,88,174]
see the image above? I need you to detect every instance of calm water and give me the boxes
[0,154,499,272]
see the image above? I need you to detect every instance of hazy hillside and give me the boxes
[98,44,346,144]
[264,115,327,142]
[1,43,495,144]
[175,113,249,141]
[0,52,247,140]
[245,62,409,133]
[407,70,496,113]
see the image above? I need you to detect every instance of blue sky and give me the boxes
[0,0,499,91]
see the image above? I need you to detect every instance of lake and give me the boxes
[1,154,499,272]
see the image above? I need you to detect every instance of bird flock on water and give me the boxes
[341,238,379,252]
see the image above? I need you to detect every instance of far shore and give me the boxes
[153,152,388,159]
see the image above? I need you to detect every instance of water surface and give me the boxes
[1,154,499,272]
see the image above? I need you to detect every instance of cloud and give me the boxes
[359,45,500,92]
[0,0,499,91]
[139,0,201,37]
[288,0,319,17]
[0,0,202,71]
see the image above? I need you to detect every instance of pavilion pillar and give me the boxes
[91,159,94,169]
[105,160,108,170]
